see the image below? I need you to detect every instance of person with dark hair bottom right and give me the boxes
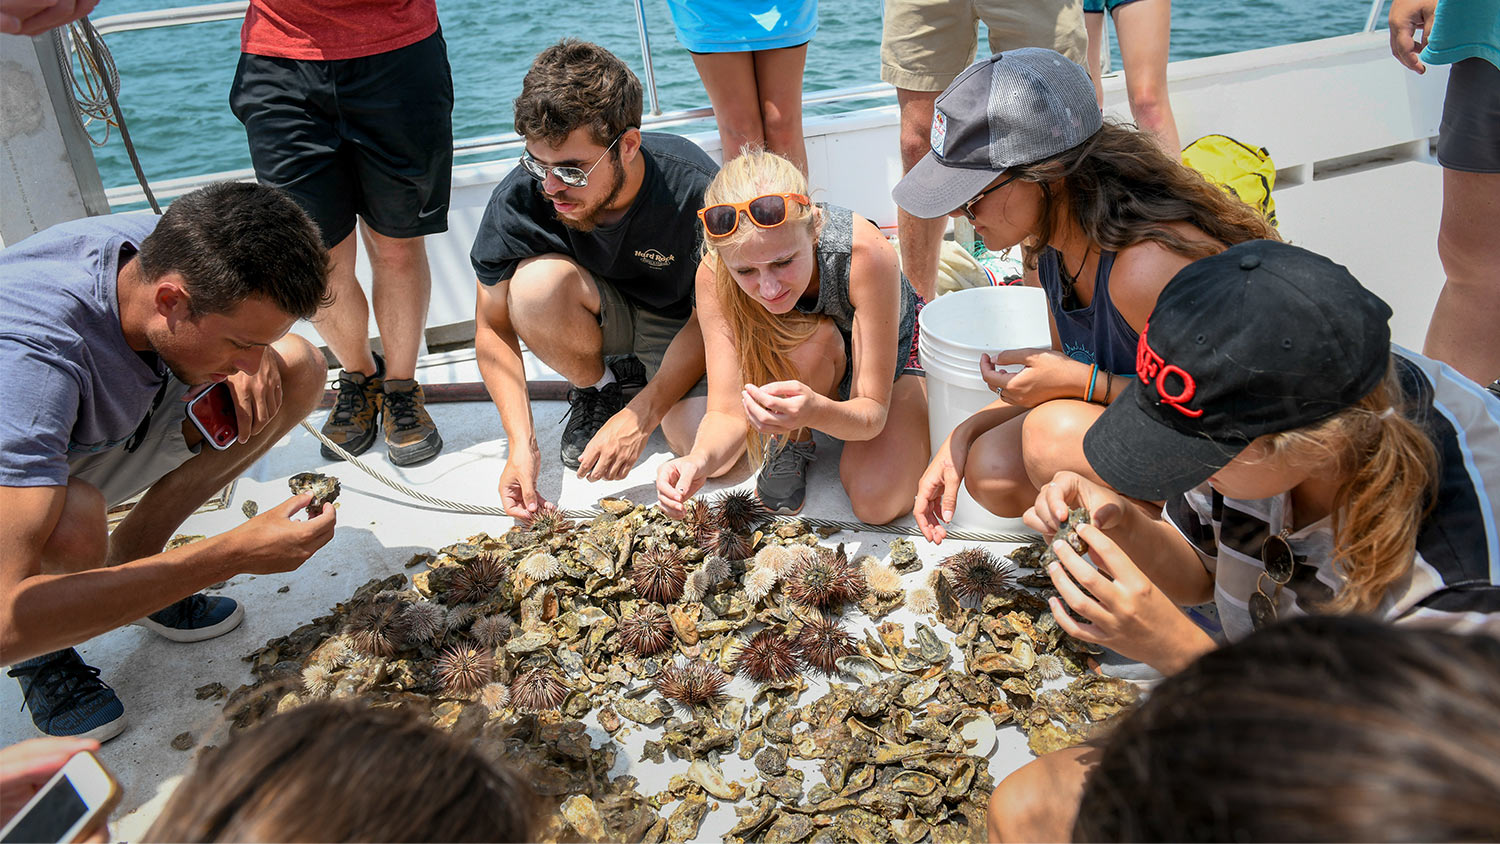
[988,239,1500,841]
[0,182,336,743]
[145,701,539,842]
[1074,615,1500,842]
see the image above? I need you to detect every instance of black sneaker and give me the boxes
[608,355,648,398]
[1487,379,1499,399]
[134,593,244,642]
[560,382,627,470]
[320,353,384,460]
[7,649,126,741]
[755,438,816,514]
[383,378,443,466]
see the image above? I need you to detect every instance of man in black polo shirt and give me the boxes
[470,40,718,520]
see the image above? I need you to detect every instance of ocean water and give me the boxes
[81,0,1391,191]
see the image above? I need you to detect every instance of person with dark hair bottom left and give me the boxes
[0,183,336,743]
[145,701,539,842]
[1076,615,1500,842]
[989,239,1500,841]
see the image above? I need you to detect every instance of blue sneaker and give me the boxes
[7,649,126,741]
[133,593,243,642]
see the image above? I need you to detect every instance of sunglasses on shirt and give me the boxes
[698,193,811,237]
[1249,530,1295,630]
[519,133,621,188]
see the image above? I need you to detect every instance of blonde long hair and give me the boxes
[701,149,825,463]
[1263,361,1439,613]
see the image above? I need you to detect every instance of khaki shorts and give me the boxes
[881,0,1087,91]
[67,377,200,508]
[593,274,710,398]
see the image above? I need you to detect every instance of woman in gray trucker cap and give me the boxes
[987,240,1500,841]
[892,48,1277,543]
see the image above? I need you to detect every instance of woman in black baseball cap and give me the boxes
[987,240,1500,842]
[892,48,1279,543]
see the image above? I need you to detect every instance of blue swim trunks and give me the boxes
[664,0,818,53]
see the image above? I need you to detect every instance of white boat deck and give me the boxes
[0,29,1455,841]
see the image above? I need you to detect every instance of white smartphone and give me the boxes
[0,751,120,844]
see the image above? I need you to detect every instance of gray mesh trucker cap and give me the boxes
[893,48,1103,219]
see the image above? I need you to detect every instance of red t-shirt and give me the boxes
[240,0,438,61]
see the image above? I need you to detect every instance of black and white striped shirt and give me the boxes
[1163,349,1500,642]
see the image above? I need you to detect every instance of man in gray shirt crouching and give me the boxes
[0,183,336,741]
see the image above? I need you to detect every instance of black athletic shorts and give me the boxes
[230,29,455,247]
[1437,57,1500,174]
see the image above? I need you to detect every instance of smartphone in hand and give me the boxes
[0,750,120,844]
[187,381,239,450]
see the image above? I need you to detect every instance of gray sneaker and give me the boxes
[755,439,816,515]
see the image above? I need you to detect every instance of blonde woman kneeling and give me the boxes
[657,150,928,521]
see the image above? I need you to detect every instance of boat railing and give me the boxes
[88,0,1387,206]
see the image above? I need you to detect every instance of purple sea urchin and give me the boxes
[526,508,569,538]
[940,547,1018,600]
[713,529,755,562]
[471,614,512,648]
[794,616,856,674]
[510,668,569,712]
[400,602,446,643]
[684,499,718,548]
[654,659,729,706]
[435,645,494,696]
[714,489,769,535]
[618,605,675,656]
[346,601,409,657]
[447,556,507,604]
[784,544,866,608]
[631,548,687,603]
[735,630,801,683]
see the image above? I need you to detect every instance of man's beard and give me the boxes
[551,154,626,233]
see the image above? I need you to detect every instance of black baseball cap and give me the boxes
[892,48,1102,219]
[1083,240,1393,501]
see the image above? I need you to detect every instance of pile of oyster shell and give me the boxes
[223,497,1138,843]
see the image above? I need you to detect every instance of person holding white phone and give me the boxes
[0,183,336,742]
[0,738,114,843]
[890,49,1278,540]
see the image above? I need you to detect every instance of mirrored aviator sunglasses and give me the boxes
[699,193,810,237]
[1249,530,1295,630]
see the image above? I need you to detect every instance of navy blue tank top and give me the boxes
[1036,247,1139,375]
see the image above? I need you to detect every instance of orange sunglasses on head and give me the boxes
[698,193,811,237]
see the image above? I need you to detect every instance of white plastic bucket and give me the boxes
[918,286,1052,533]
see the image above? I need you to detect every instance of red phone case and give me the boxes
[188,383,238,449]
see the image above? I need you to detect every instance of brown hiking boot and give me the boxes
[382,378,443,466]
[320,355,383,460]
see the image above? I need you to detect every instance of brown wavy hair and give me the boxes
[1262,360,1439,613]
[700,149,825,464]
[145,701,539,842]
[1011,120,1280,267]
[513,39,642,147]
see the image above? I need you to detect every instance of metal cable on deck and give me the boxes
[299,420,1039,544]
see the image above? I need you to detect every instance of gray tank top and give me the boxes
[792,204,922,398]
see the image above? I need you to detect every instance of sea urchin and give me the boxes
[940,547,1018,600]
[654,659,728,706]
[447,556,507,604]
[794,616,857,674]
[346,601,410,658]
[471,614,513,648]
[435,645,494,696]
[510,668,570,712]
[618,605,676,656]
[631,548,687,603]
[735,629,801,683]
[784,544,867,608]
[714,489,769,534]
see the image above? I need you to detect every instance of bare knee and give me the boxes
[1019,400,1097,487]
[786,318,845,395]
[272,334,328,419]
[507,256,591,325]
[844,480,910,525]
[40,479,108,573]
[963,431,1036,519]
[760,103,802,154]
